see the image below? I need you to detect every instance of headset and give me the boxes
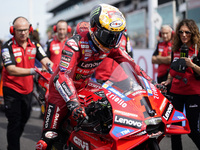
[53,20,71,33]
[159,25,174,38]
[10,16,33,35]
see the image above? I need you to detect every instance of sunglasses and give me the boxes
[178,30,192,35]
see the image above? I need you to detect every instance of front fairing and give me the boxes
[101,62,190,149]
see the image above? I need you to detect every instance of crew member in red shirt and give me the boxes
[45,20,68,69]
[152,25,173,94]
[162,19,200,150]
[1,16,53,150]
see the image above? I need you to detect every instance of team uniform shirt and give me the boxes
[153,41,172,77]
[45,36,68,67]
[170,46,200,95]
[1,37,47,94]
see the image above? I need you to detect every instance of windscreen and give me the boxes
[103,62,145,96]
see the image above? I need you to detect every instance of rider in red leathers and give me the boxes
[36,4,155,150]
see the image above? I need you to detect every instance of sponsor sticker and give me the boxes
[55,80,70,102]
[73,136,89,150]
[66,39,79,51]
[13,48,20,52]
[61,82,73,97]
[31,48,36,55]
[62,50,73,57]
[52,45,60,50]
[162,103,173,121]
[44,103,55,129]
[110,20,123,28]
[60,61,69,68]
[106,91,128,108]
[103,84,130,101]
[81,44,89,49]
[54,50,59,55]
[78,60,102,69]
[114,109,138,118]
[141,76,153,96]
[112,126,134,137]
[45,131,58,139]
[16,57,22,63]
[61,56,71,62]
[172,110,185,121]
[2,48,10,62]
[114,114,142,129]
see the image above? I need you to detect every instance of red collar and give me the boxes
[12,37,34,47]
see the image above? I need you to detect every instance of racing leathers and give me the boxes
[36,30,153,150]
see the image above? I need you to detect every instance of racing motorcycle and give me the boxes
[35,62,190,150]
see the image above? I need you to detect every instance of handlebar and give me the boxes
[74,115,89,132]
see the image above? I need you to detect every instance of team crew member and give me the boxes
[45,20,68,69]
[36,4,158,149]
[152,25,173,94]
[1,16,53,150]
[162,19,200,150]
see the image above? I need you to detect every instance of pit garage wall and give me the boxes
[133,49,158,82]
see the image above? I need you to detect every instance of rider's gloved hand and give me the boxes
[72,106,87,120]
[67,99,87,121]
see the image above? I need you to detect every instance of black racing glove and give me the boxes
[66,100,87,121]
[71,106,87,120]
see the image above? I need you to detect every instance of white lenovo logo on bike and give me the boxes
[73,136,89,150]
[163,103,173,121]
[115,115,142,129]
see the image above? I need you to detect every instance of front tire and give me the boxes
[147,138,160,150]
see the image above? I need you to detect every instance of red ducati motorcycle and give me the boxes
[35,62,190,150]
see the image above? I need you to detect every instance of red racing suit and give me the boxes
[170,46,200,95]
[152,41,172,78]
[42,30,153,134]
[45,36,68,68]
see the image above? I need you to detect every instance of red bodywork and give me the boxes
[35,63,190,150]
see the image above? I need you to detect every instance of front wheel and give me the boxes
[133,138,160,150]
[147,138,160,150]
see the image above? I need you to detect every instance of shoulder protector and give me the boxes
[65,35,82,52]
